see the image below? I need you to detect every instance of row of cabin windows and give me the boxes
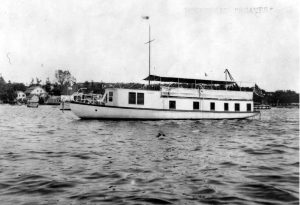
[210,102,251,111]
[129,92,144,105]
[123,92,252,111]
[169,101,251,111]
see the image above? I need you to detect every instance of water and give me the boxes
[0,105,298,205]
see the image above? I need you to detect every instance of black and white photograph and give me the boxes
[0,0,299,204]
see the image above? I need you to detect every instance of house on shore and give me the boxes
[25,86,48,104]
[25,86,47,97]
[16,91,26,101]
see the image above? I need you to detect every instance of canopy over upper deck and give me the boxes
[144,75,236,85]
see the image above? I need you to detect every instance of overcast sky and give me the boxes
[0,0,299,91]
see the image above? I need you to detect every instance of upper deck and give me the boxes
[103,74,255,94]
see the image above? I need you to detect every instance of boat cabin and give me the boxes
[99,75,254,112]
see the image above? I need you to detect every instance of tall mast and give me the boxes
[148,25,151,85]
[145,21,154,86]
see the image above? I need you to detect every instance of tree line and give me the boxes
[254,90,299,105]
[0,70,76,103]
[0,76,27,103]
[0,70,299,105]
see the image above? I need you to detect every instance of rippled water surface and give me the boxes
[0,105,298,204]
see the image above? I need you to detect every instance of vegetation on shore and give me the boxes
[0,70,299,105]
[0,76,27,103]
[254,90,299,105]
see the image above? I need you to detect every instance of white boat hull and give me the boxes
[70,102,259,120]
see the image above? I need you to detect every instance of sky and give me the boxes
[0,0,299,92]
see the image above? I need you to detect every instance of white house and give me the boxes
[16,91,26,101]
[25,86,47,97]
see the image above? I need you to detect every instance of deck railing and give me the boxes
[107,83,255,92]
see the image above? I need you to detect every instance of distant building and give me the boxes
[25,86,47,98]
[16,91,26,101]
[46,96,61,105]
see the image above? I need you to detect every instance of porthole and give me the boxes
[95,109,97,112]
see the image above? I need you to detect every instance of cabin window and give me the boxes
[210,102,215,111]
[193,101,199,110]
[137,93,144,105]
[247,103,251,111]
[129,92,136,104]
[235,103,240,111]
[109,92,113,102]
[169,101,176,109]
[224,103,229,111]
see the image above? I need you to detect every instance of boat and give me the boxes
[70,75,260,119]
[27,95,39,108]
[70,24,260,120]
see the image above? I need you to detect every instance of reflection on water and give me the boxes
[0,105,298,204]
